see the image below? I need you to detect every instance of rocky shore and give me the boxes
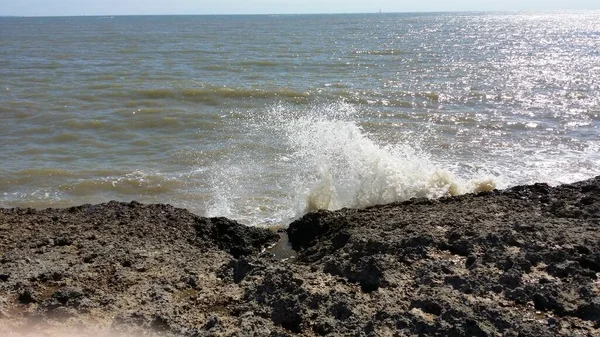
[1,176,599,336]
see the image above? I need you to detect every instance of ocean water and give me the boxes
[1,12,599,226]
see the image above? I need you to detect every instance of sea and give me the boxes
[1,12,599,226]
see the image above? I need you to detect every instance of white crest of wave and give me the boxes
[204,102,495,226]
[269,102,495,213]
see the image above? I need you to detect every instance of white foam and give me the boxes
[273,102,495,213]
[204,102,496,226]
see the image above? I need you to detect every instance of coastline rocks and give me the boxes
[285,176,600,336]
[0,201,279,336]
[1,177,599,336]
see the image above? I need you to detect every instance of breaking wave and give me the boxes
[205,102,495,225]
[270,102,495,212]
[126,86,311,105]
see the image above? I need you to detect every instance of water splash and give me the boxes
[204,102,496,226]
[272,102,495,213]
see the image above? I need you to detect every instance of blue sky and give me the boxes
[1,0,599,16]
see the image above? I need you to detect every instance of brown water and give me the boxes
[1,12,599,225]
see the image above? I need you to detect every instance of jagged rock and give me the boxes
[1,177,599,336]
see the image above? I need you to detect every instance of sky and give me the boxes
[1,0,599,17]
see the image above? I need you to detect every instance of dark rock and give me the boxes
[499,271,522,289]
[18,288,38,304]
[271,298,303,332]
[39,286,91,318]
[38,270,65,282]
[329,301,353,320]
[50,287,86,307]
[578,253,600,272]
[150,314,170,331]
[83,253,97,263]
[202,315,221,330]
[53,237,73,246]
[323,256,386,292]
[194,217,279,258]
[182,274,199,289]
[574,297,600,321]
[1,176,599,336]
[218,258,257,283]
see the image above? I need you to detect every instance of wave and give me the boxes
[125,86,311,104]
[1,169,183,204]
[272,103,495,212]
[238,60,281,67]
[103,85,522,109]
[63,171,184,196]
[204,102,496,225]
[351,49,407,55]
[109,86,448,108]
[63,118,108,130]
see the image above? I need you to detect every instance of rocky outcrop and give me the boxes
[284,177,600,336]
[1,177,599,336]
[0,201,279,336]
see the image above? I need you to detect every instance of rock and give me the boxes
[17,288,38,304]
[1,176,599,336]
[195,217,279,258]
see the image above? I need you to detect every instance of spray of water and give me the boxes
[204,102,495,226]
[275,102,495,211]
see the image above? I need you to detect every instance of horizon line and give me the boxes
[1,8,597,18]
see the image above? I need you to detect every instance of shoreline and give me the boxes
[1,176,599,336]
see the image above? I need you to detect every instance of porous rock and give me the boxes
[1,176,599,336]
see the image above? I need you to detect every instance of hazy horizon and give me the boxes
[1,0,599,17]
[3,10,600,18]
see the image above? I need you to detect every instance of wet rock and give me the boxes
[195,217,279,258]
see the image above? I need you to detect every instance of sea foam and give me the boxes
[206,102,495,226]
[274,102,495,212]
